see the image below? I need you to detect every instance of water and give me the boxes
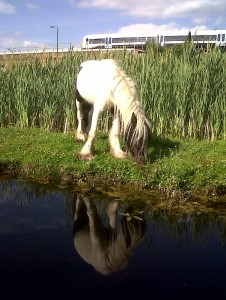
[0,179,226,300]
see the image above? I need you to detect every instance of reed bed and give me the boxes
[0,44,225,140]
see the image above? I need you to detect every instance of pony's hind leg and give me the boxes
[75,98,93,142]
[76,100,87,142]
[79,104,101,160]
[109,118,127,159]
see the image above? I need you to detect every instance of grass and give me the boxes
[150,139,226,198]
[0,127,225,200]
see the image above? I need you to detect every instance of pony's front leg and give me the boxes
[109,118,127,159]
[106,201,118,229]
[79,106,100,160]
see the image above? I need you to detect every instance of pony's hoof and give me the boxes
[110,149,127,159]
[83,198,92,208]
[118,152,127,159]
[74,137,85,143]
[78,153,94,161]
[75,133,87,143]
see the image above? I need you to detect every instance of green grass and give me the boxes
[149,139,226,197]
[0,127,225,199]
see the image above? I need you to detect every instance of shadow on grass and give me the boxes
[147,136,180,163]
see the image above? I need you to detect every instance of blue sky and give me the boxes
[0,0,226,49]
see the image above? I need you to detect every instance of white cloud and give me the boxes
[116,22,209,35]
[192,17,209,25]
[0,1,16,14]
[77,0,226,20]
[22,40,43,47]
[0,31,43,51]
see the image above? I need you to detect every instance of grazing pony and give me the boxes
[75,59,150,162]
[73,195,146,275]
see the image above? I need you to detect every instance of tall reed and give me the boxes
[0,45,225,140]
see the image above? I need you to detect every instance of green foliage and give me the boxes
[0,46,225,140]
[119,210,144,221]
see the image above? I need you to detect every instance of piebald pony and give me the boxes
[75,59,150,162]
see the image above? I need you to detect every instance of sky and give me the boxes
[0,0,226,50]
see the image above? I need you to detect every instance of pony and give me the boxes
[73,195,146,275]
[75,59,150,162]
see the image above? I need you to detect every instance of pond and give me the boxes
[1,179,226,300]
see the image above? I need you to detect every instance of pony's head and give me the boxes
[125,112,150,163]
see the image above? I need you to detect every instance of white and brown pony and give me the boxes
[75,59,150,162]
[73,195,146,275]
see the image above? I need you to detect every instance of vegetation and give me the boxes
[0,43,225,139]
[0,127,225,200]
[0,44,225,200]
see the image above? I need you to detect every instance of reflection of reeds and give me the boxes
[69,194,226,248]
[1,179,226,246]
[0,179,64,207]
[0,46,225,140]
[145,208,226,248]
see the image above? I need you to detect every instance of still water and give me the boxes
[0,179,226,300]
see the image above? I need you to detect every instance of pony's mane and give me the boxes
[110,60,150,159]
[111,60,140,121]
[104,217,146,275]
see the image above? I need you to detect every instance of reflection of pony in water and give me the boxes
[73,195,146,275]
[75,59,150,163]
